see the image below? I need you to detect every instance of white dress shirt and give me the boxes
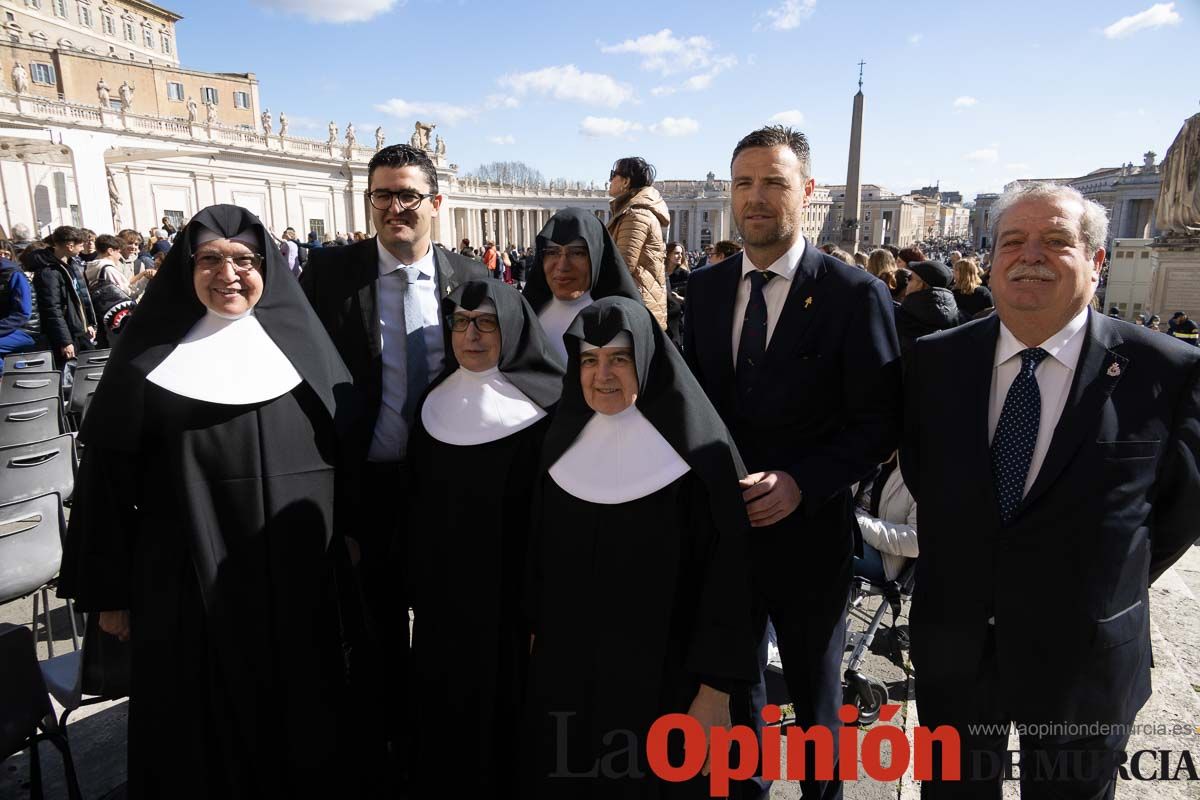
[369,240,444,462]
[731,236,806,367]
[987,306,1090,498]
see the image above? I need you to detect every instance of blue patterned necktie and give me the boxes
[991,347,1050,524]
[399,266,429,426]
[736,270,774,401]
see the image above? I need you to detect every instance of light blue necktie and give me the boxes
[399,265,429,426]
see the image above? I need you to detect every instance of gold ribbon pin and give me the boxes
[804,296,813,308]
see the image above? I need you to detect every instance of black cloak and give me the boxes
[407,280,564,794]
[523,296,759,799]
[522,207,641,313]
[57,205,371,799]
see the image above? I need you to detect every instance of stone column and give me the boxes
[499,208,509,249]
[57,127,118,234]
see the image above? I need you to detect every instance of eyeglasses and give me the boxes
[543,245,590,261]
[447,313,499,333]
[193,252,264,274]
[609,170,622,181]
[365,189,436,211]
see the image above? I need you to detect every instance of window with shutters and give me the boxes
[30,62,56,84]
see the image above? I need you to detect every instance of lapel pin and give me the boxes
[804,296,813,308]
[1107,362,1122,377]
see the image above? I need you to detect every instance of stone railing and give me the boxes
[0,88,383,165]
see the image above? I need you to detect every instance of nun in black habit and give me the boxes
[523,207,641,363]
[57,205,370,799]
[523,296,759,799]
[407,279,564,793]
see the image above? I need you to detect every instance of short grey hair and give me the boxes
[990,182,1109,257]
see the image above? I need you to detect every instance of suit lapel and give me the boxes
[707,255,741,398]
[1019,311,1126,514]
[431,245,457,300]
[765,242,827,360]
[357,238,382,358]
[966,315,1003,522]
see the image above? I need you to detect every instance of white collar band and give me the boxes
[421,366,546,445]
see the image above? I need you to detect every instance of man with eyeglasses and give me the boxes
[300,143,486,785]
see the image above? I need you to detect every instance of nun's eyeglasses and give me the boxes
[446,314,499,333]
[366,189,435,211]
[193,253,263,273]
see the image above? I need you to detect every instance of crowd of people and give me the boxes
[1,125,1190,800]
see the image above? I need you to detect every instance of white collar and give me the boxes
[420,366,546,446]
[147,309,302,405]
[538,292,593,362]
[377,238,436,277]
[995,306,1090,370]
[549,404,690,504]
[742,236,806,283]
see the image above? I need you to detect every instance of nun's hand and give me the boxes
[739,471,801,528]
[99,609,131,642]
[687,684,731,777]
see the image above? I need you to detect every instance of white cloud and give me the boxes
[484,94,520,110]
[648,55,736,95]
[759,0,817,31]
[251,0,400,23]
[374,98,475,125]
[599,29,716,74]
[650,116,700,137]
[1103,2,1181,38]
[769,110,806,126]
[579,116,643,138]
[499,65,634,108]
[683,73,715,91]
[488,135,516,145]
[907,33,923,44]
[1004,162,1031,172]
[965,148,999,163]
[953,96,978,108]
[651,86,677,97]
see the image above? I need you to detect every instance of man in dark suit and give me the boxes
[902,182,1200,798]
[684,126,902,799]
[300,143,486,775]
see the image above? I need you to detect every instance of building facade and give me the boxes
[1,0,180,65]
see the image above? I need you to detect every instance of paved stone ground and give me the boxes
[4,550,1200,800]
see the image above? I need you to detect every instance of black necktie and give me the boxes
[736,270,774,400]
[991,347,1050,524]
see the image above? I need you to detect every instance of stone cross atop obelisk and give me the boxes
[840,61,866,251]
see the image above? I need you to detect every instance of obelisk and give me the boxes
[840,61,866,251]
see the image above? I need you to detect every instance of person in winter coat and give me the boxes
[0,249,36,370]
[31,225,96,364]
[951,257,993,322]
[853,451,918,584]
[894,260,960,365]
[84,234,137,346]
[606,157,669,329]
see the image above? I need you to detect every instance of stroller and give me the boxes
[842,557,916,723]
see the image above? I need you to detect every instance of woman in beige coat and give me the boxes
[606,157,669,329]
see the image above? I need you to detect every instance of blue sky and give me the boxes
[172,0,1196,200]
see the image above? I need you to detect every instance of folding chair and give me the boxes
[67,368,105,419]
[0,434,77,506]
[0,372,62,406]
[0,623,83,800]
[0,398,64,447]
[73,349,112,369]
[0,493,67,658]
[5,351,53,373]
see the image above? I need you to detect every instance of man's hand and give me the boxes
[60,343,76,360]
[739,471,802,527]
[687,684,731,776]
[344,536,361,566]
[86,326,96,340]
[99,609,131,641]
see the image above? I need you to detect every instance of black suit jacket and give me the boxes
[902,310,1200,727]
[300,237,488,461]
[684,244,902,585]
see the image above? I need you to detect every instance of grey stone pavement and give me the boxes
[4,548,1200,799]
